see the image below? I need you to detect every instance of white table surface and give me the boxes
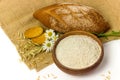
[0,26,120,80]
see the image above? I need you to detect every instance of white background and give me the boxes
[0,26,120,80]
[0,27,37,80]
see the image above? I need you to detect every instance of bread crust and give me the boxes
[33,3,109,33]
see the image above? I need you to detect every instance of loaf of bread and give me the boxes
[33,3,109,33]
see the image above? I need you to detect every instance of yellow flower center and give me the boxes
[48,32,52,37]
[47,43,51,47]
[54,36,57,40]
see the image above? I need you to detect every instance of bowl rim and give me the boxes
[52,30,104,74]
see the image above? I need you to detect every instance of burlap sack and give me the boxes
[0,0,120,71]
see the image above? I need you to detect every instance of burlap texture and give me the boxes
[0,0,120,71]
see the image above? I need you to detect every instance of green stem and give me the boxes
[93,31,120,38]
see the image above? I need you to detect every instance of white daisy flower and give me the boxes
[45,29,55,39]
[42,40,54,52]
[52,34,59,41]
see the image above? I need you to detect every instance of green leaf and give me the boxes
[93,31,120,38]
